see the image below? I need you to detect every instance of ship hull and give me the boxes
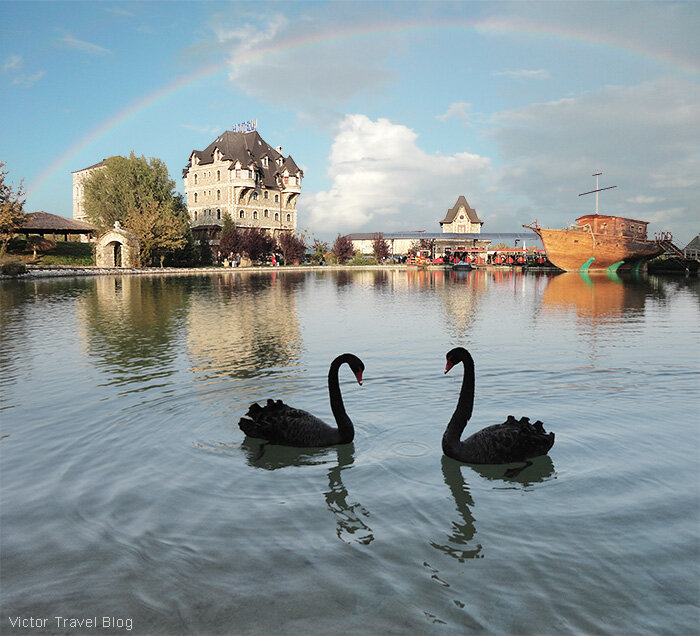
[532,228,663,272]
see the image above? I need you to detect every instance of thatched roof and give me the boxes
[23,212,97,233]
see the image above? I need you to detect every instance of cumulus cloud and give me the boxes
[301,114,492,234]
[488,78,700,243]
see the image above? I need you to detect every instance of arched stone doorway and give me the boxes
[95,222,140,268]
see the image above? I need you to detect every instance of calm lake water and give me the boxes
[1,268,699,635]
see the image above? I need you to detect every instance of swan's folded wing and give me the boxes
[239,400,335,446]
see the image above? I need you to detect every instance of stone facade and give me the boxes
[183,129,302,244]
[95,222,140,268]
[72,159,107,222]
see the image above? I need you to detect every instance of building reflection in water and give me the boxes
[240,439,374,545]
[187,272,303,381]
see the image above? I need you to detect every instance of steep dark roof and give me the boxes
[683,234,700,251]
[72,159,108,173]
[439,195,483,226]
[187,130,303,189]
[23,212,97,232]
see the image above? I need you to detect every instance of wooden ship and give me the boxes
[524,173,668,273]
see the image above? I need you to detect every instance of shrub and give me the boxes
[1,260,27,276]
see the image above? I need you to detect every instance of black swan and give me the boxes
[442,347,554,464]
[239,353,364,447]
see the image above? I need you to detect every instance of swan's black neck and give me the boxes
[443,351,475,450]
[329,355,355,444]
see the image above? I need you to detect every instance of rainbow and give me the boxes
[26,15,697,202]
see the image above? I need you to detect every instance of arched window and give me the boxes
[239,210,245,219]
[194,174,198,185]
[274,194,279,203]
[264,191,268,199]
[253,211,258,219]
[194,192,198,203]
[217,170,221,181]
[264,209,269,218]
[252,192,258,200]
[217,209,221,220]
[286,213,291,222]
[217,190,221,201]
[274,212,279,221]
[194,210,198,220]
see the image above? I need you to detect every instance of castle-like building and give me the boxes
[72,159,107,222]
[438,195,482,233]
[183,128,303,243]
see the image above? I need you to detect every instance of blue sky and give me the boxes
[2,1,698,244]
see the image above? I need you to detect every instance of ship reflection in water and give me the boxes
[540,271,649,324]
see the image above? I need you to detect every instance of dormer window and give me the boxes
[262,156,269,168]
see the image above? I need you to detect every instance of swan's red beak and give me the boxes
[445,359,455,374]
[354,370,363,385]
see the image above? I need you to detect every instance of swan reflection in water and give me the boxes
[241,439,373,545]
[431,455,556,562]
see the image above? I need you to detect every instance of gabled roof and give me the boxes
[23,212,97,232]
[683,234,700,251]
[439,195,482,225]
[187,130,303,189]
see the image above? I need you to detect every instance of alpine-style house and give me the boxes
[183,130,303,245]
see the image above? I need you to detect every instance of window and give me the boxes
[275,194,279,203]
[217,190,221,201]
[217,170,221,181]
[274,212,279,221]
[194,193,198,203]
[264,191,268,199]
[239,210,245,219]
[264,209,269,218]
[194,211,198,220]
[194,174,198,185]
[235,169,240,178]
[252,192,258,200]
[253,211,258,219]
[286,213,291,222]
[217,209,221,220]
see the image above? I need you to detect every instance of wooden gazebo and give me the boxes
[21,212,97,242]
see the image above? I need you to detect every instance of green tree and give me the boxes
[310,238,330,264]
[83,152,179,230]
[0,162,26,257]
[124,199,188,267]
[332,234,355,264]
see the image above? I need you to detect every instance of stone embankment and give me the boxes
[2,264,409,280]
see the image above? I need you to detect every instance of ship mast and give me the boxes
[578,172,617,214]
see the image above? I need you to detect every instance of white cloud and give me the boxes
[12,70,45,87]
[488,78,700,243]
[58,34,110,55]
[492,69,550,80]
[3,54,22,72]
[202,9,395,108]
[437,102,471,123]
[301,114,491,234]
